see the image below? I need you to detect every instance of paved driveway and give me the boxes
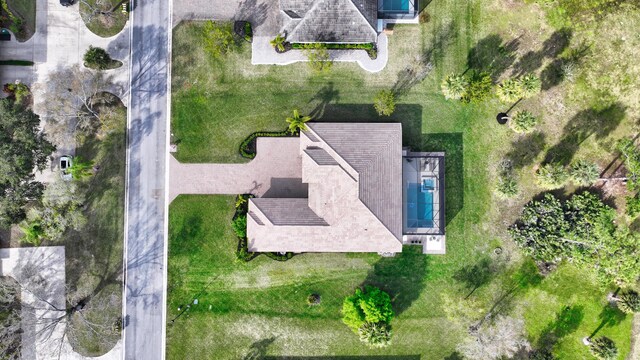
[169,137,303,202]
[172,0,280,36]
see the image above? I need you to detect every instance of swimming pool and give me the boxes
[382,0,409,12]
[406,182,434,228]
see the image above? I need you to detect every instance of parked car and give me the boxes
[60,0,73,6]
[60,155,73,180]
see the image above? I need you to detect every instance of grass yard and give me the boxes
[3,0,36,41]
[63,93,127,356]
[79,0,128,37]
[169,0,639,358]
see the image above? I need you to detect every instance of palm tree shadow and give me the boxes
[589,305,626,338]
[243,337,277,360]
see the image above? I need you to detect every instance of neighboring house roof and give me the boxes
[247,122,403,253]
[280,0,378,43]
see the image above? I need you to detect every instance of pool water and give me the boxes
[382,0,409,12]
[406,183,434,228]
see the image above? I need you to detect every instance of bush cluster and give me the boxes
[496,159,518,198]
[83,46,121,70]
[496,73,541,103]
[441,71,493,103]
[342,286,394,348]
[625,194,640,218]
[373,90,395,116]
[536,160,599,189]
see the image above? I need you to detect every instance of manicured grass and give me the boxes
[79,0,128,37]
[168,0,637,357]
[2,0,35,41]
[64,94,126,356]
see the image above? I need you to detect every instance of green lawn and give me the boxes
[169,0,638,357]
[4,0,36,41]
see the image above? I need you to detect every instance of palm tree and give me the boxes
[286,109,311,134]
[496,78,523,103]
[270,34,287,52]
[441,74,468,100]
[520,73,541,98]
[589,336,618,360]
[510,110,538,133]
[616,290,640,314]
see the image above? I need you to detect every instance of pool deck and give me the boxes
[401,150,446,254]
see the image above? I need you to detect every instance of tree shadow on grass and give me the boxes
[453,256,502,299]
[589,304,626,338]
[307,82,340,119]
[510,28,573,78]
[537,305,584,351]
[544,103,626,165]
[467,34,520,81]
[243,337,276,360]
[504,131,546,170]
[361,246,429,317]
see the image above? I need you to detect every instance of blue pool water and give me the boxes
[382,0,409,12]
[406,183,434,228]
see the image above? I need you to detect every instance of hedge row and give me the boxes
[291,42,375,50]
[239,130,290,159]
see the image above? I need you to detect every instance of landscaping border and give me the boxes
[239,129,292,159]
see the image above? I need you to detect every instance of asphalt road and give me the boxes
[123,0,170,357]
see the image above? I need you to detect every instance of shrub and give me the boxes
[83,46,113,70]
[243,22,252,42]
[497,78,523,103]
[304,43,332,72]
[589,336,618,360]
[510,110,538,133]
[264,252,294,261]
[418,10,430,24]
[441,73,467,100]
[373,90,395,116]
[307,293,321,306]
[239,130,290,159]
[358,322,392,348]
[231,214,247,239]
[570,160,599,186]
[270,34,287,52]
[626,194,640,218]
[202,21,235,58]
[497,174,519,198]
[536,163,569,189]
[520,73,542,98]
[342,285,393,332]
[3,82,30,105]
[235,237,255,262]
[617,290,640,314]
[462,71,493,103]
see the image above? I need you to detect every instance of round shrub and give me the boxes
[307,293,321,306]
[520,73,541,98]
[589,336,618,360]
[496,175,519,198]
[497,78,523,103]
[617,290,640,314]
[570,160,599,186]
[373,90,396,116]
[342,286,393,332]
[509,110,538,133]
[441,73,468,100]
[358,322,392,348]
[84,46,114,70]
[536,163,569,189]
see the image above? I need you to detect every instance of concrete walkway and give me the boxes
[0,246,122,360]
[251,34,389,73]
[169,137,303,202]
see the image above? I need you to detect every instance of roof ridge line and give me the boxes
[348,0,378,38]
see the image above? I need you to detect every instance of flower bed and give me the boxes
[291,42,377,60]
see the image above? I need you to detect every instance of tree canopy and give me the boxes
[342,286,394,347]
[0,99,55,227]
[510,192,640,287]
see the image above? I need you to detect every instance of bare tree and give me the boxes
[457,315,530,360]
[78,0,127,24]
[39,65,113,147]
[0,277,21,360]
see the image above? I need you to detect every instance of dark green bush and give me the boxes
[231,214,247,238]
[265,252,294,261]
[625,194,640,218]
[84,46,119,70]
[239,130,291,159]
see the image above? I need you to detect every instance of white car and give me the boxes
[60,155,73,180]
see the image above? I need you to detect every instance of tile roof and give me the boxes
[307,122,403,240]
[304,147,339,165]
[251,198,329,226]
[281,0,378,43]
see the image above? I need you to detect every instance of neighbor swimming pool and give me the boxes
[382,0,409,12]
[406,182,434,228]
